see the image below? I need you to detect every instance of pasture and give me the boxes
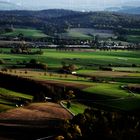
[1,28,48,38]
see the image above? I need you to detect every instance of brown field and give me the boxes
[0,102,72,125]
[0,102,73,140]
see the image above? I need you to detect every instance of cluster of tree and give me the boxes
[58,108,140,140]
[0,26,14,35]
[60,62,77,74]
[25,59,47,70]
[99,66,113,71]
[90,76,102,82]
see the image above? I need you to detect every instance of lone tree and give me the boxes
[66,90,75,109]
[66,90,75,100]
[67,100,71,109]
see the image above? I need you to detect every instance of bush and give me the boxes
[0,49,3,53]
[90,76,101,82]
[26,59,47,70]
[132,64,137,67]
[61,64,78,74]
[29,59,38,64]
[35,50,44,55]
[38,63,48,70]
[99,66,112,71]
[0,59,5,64]
[1,68,8,72]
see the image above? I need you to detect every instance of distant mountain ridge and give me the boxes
[0,0,140,13]
[105,6,140,15]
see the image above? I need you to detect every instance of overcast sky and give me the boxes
[3,0,140,10]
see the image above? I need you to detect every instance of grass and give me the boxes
[0,87,33,112]
[83,83,130,98]
[88,97,140,112]
[104,97,140,111]
[112,77,140,84]
[0,104,14,112]
[83,83,140,111]
[1,28,48,38]
[127,35,140,43]
[0,87,33,100]
[62,101,88,115]
[76,69,140,83]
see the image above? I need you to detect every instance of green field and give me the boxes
[1,28,48,38]
[1,49,140,67]
[62,101,88,115]
[84,83,130,98]
[0,49,140,113]
[0,87,32,99]
[0,87,33,112]
[127,35,140,43]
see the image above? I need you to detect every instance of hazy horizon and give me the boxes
[0,0,140,11]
